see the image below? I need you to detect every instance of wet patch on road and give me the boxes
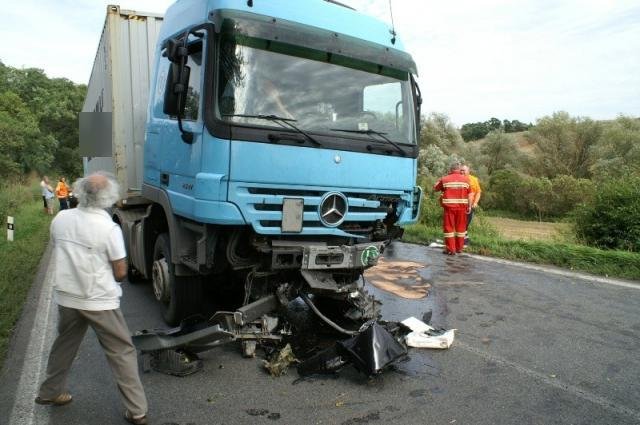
[246,408,282,420]
[341,410,381,424]
[364,258,430,299]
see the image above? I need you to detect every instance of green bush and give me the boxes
[485,171,595,220]
[574,177,640,251]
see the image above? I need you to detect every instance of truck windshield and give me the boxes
[216,42,416,145]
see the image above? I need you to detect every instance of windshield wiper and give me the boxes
[330,128,406,157]
[223,114,322,147]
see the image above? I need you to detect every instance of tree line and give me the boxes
[0,61,86,180]
[460,117,531,141]
[0,61,636,251]
[419,112,640,252]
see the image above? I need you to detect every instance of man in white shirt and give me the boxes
[35,172,148,425]
[40,176,55,215]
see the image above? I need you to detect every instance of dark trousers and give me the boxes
[58,198,69,210]
[465,208,475,244]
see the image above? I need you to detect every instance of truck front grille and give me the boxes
[231,184,404,237]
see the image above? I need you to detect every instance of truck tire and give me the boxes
[153,233,203,325]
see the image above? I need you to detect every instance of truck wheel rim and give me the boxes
[152,258,170,303]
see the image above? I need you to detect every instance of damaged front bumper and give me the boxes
[301,242,385,270]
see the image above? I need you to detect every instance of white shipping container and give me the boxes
[82,5,163,196]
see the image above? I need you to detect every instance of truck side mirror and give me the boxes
[165,38,188,64]
[163,63,191,117]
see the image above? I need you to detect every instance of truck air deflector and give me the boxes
[209,9,417,76]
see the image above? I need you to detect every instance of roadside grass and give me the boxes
[0,182,51,368]
[484,217,573,243]
[403,214,640,281]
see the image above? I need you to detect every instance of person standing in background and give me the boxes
[461,165,482,246]
[41,176,55,215]
[433,163,472,255]
[55,177,71,211]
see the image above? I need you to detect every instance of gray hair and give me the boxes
[73,172,120,209]
[449,162,462,172]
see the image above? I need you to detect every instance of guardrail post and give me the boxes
[7,216,14,241]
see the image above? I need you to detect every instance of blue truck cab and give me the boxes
[99,0,421,326]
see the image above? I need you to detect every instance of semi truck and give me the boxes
[82,0,422,334]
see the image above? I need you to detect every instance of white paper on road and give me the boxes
[402,316,456,349]
[402,316,435,332]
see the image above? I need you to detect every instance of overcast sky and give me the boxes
[1,0,638,125]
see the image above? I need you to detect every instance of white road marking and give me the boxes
[9,259,56,425]
[457,340,640,422]
[457,250,640,290]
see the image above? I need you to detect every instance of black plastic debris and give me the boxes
[296,344,347,376]
[338,321,407,376]
[297,321,407,377]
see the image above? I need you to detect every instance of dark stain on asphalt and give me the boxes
[245,408,282,420]
[430,386,445,394]
[607,363,621,375]
[409,388,428,397]
[484,360,499,374]
[389,353,441,378]
[341,410,381,424]
[246,408,270,416]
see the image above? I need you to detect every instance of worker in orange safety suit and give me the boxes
[433,163,472,255]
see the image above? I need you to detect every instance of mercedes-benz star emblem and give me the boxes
[334,155,341,164]
[319,192,348,227]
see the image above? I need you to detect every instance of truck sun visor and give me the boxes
[209,9,418,78]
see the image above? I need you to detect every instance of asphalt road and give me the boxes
[2,242,640,425]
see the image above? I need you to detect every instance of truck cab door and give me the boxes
[146,31,206,204]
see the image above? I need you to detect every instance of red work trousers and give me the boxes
[443,207,467,253]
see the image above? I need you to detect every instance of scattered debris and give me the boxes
[246,408,281,420]
[401,317,456,349]
[339,322,407,375]
[263,343,299,376]
[142,348,202,376]
[298,321,408,377]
